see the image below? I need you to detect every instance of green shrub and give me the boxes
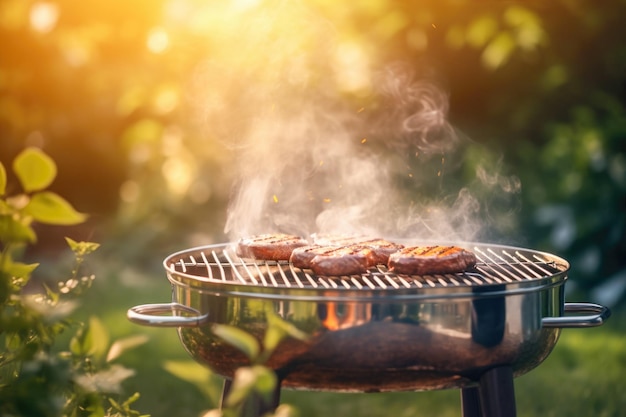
[0,147,147,417]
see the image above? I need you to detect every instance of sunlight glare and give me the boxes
[231,0,263,12]
[153,85,179,114]
[147,27,170,54]
[29,1,58,34]
[162,156,195,197]
[334,41,371,94]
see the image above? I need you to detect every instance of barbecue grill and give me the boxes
[128,241,610,417]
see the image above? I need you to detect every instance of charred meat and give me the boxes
[387,246,477,275]
[309,246,375,276]
[290,245,340,269]
[236,233,309,261]
[312,234,404,265]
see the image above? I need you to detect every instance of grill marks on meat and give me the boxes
[308,246,374,276]
[237,234,476,277]
[236,234,309,261]
[290,245,340,270]
[312,235,404,266]
[290,245,375,275]
[353,238,405,265]
[387,246,477,275]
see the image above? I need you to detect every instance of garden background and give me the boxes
[1,0,625,416]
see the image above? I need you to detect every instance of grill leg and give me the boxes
[477,366,516,417]
[220,377,282,417]
[220,379,232,409]
[461,386,483,417]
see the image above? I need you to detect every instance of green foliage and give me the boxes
[0,149,148,417]
[0,147,86,248]
[13,147,58,193]
[514,97,626,294]
[165,307,308,417]
[2,0,622,301]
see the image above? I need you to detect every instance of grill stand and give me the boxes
[220,365,516,417]
[461,366,516,417]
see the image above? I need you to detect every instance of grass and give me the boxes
[75,258,626,417]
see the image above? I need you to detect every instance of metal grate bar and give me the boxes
[200,251,213,280]
[361,276,377,289]
[223,250,253,285]
[350,277,363,289]
[211,250,226,281]
[474,248,517,283]
[167,244,565,291]
[301,271,319,288]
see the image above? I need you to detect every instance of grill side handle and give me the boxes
[542,302,611,328]
[127,303,208,327]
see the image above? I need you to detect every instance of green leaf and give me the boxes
[0,161,6,195]
[87,316,111,361]
[0,214,37,243]
[262,309,309,358]
[122,392,142,408]
[69,316,110,358]
[70,323,94,356]
[250,366,277,400]
[224,366,277,407]
[163,360,214,386]
[262,326,286,357]
[65,237,100,255]
[85,396,106,417]
[0,250,39,280]
[106,334,149,362]
[211,324,260,361]
[12,147,57,192]
[23,191,87,225]
[5,333,22,351]
[223,367,256,407]
[163,360,223,405]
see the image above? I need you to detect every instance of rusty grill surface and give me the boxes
[165,243,569,291]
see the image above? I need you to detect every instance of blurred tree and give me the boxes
[1,0,624,302]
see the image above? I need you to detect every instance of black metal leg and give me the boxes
[220,379,232,409]
[461,386,483,417]
[477,366,516,417]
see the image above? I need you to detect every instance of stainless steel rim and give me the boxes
[162,242,570,301]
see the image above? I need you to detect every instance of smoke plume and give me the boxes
[190,2,520,243]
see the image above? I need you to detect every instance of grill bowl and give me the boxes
[128,242,609,392]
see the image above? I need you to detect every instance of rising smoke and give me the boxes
[191,2,520,243]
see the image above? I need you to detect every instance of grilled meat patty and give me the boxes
[309,246,375,276]
[238,234,473,276]
[236,233,309,261]
[353,238,404,265]
[387,246,477,275]
[312,235,405,265]
[290,245,339,269]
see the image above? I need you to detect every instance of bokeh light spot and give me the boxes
[29,1,58,34]
[147,27,169,54]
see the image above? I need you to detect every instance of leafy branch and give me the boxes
[166,307,309,417]
[0,147,147,417]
